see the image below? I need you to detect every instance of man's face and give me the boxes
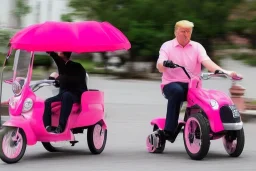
[58,52,66,60]
[175,27,192,46]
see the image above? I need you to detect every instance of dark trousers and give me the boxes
[163,82,188,133]
[43,91,80,129]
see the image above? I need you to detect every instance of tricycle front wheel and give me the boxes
[222,128,245,157]
[183,113,210,160]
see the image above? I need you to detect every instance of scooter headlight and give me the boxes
[22,98,33,113]
[210,99,219,110]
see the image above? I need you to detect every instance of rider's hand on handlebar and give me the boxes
[53,80,60,87]
[163,60,175,68]
[226,70,243,80]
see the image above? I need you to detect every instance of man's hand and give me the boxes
[49,72,59,79]
[225,70,243,79]
[163,60,175,68]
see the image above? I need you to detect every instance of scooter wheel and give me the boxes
[42,141,75,152]
[183,113,210,160]
[222,128,245,157]
[0,127,27,164]
[87,122,107,154]
[41,142,59,152]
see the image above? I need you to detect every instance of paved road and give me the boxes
[0,74,255,171]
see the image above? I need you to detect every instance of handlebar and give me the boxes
[163,60,242,81]
[163,60,191,79]
[201,70,242,81]
[30,79,56,92]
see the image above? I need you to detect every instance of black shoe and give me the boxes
[45,126,53,132]
[54,125,63,134]
[164,130,175,141]
[157,130,174,141]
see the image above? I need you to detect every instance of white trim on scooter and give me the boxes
[223,122,243,130]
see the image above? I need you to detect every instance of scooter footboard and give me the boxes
[3,117,37,145]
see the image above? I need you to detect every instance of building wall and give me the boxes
[0,0,72,28]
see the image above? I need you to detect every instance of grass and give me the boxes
[250,100,256,105]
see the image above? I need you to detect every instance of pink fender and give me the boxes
[3,116,37,145]
[100,118,107,130]
[187,88,233,133]
[150,117,166,130]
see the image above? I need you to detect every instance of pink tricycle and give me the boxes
[146,61,245,160]
[0,21,131,164]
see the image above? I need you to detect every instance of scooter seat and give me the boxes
[51,102,81,114]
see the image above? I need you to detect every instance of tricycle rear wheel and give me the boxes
[87,122,107,154]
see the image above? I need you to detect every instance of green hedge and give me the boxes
[33,54,53,69]
[231,53,256,66]
[0,53,52,68]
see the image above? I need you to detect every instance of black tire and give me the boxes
[153,125,166,153]
[222,128,245,157]
[41,142,58,152]
[0,127,27,164]
[87,122,107,154]
[183,113,210,160]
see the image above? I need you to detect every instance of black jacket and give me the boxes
[48,52,88,97]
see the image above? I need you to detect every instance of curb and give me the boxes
[240,110,256,123]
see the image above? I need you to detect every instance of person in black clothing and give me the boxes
[43,52,88,134]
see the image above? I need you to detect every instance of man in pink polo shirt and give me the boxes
[156,20,241,140]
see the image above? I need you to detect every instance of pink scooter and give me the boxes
[0,50,107,164]
[146,61,245,160]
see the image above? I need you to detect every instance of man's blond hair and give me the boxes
[175,20,194,31]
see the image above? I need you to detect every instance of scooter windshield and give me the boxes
[12,50,31,96]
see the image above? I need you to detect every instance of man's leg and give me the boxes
[43,95,61,132]
[162,82,188,139]
[55,92,78,133]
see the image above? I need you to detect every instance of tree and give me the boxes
[228,0,256,49]
[67,0,241,66]
[12,0,31,74]
[61,13,73,22]
[13,0,31,28]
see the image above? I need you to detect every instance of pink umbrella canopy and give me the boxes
[10,21,131,53]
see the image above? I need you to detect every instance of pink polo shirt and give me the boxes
[157,38,210,89]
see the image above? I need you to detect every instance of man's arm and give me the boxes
[46,52,64,73]
[202,59,227,73]
[202,59,239,77]
[157,61,166,73]
[197,43,239,77]
[156,42,169,73]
